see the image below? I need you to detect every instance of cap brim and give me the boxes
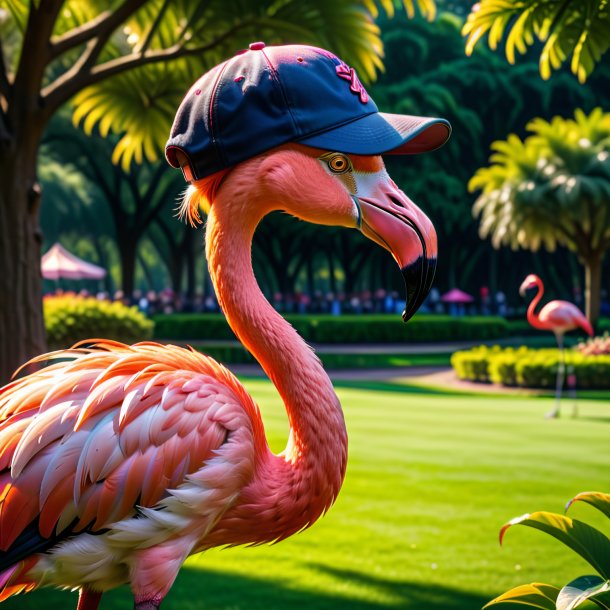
[296,112,451,155]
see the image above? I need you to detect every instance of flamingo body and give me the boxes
[0,342,260,597]
[0,339,345,602]
[535,300,594,337]
[519,274,593,339]
[519,273,593,418]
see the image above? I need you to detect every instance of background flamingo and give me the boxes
[0,140,441,609]
[519,273,593,418]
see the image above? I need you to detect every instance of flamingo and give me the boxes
[0,139,441,606]
[519,273,593,418]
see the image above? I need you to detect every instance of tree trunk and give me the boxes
[118,236,137,299]
[0,147,46,383]
[184,230,196,301]
[584,252,603,330]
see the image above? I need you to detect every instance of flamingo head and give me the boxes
[519,274,541,297]
[180,144,437,322]
[167,45,451,322]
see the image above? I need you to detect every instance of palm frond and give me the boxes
[463,0,610,83]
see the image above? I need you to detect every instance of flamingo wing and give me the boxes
[0,342,261,571]
[539,301,593,335]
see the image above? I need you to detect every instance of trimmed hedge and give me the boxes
[188,345,451,368]
[451,345,610,389]
[153,314,509,343]
[44,294,153,349]
[506,318,610,336]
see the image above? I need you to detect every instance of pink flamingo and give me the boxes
[0,143,439,608]
[519,273,593,418]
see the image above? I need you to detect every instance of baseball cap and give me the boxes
[166,42,451,181]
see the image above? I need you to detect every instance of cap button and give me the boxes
[249,41,266,51]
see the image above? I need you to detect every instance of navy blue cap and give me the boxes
[166,42,451,181]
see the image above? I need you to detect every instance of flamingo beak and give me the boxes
[354,178,437,322]
[519,278,535,297]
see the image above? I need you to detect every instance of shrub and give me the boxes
[452,345,610,389]
[577,332,610,355]
[487,492,610,610]
[450,346,493,382]
[44,294,153,349]
[153,313,509,343]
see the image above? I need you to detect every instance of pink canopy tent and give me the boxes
[41,243,106,280]
[441,288,474,304]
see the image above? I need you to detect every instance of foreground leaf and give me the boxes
[567,492,610,521]
[500,512,610,580]
[556,575,610,610]
[484,582,559,610]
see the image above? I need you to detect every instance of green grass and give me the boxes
[8,380,610,610]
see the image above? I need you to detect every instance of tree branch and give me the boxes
[138,0,172,54]
[50,0,149,60]
[42,19,253,114]
[142,172,179,228]
[0,38,10,99]
[13,0,63,106]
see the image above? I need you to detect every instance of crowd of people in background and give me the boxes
[50,286,529,317]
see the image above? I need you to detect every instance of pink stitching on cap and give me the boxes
[335,62,368,104]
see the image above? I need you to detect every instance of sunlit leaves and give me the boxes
[500,511,610,579]
[485,582,560,610]
[361,0,436,20]
[470,108,610,255]
[567,492,610,520]
[488,492,610,610]
[58,0,395,170]
[557,575,610,610]
[463,0,610,83]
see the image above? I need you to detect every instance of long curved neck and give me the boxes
[204,187,347,543]
[527,278,547,330]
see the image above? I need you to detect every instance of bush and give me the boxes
[577,332,610,355]
[488,492,610,610]
[451,345,610,389]
[44,294,153,349]
[153,313,509,343]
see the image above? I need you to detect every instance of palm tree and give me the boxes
[0,0,434,382]
[470,108,610,328]
[463,0,610,83]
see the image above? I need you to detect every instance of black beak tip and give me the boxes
[401,257,437,323]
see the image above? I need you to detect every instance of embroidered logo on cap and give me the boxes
[335,61,368,104]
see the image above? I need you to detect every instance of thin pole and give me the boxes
[546,332,564,419]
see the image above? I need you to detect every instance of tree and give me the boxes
[463,0,610,83]
[0,0,422,382]
[470,108,610,327]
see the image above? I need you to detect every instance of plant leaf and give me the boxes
[484,582,559,610]
[567,492,610,521]
[500,512,610,580]
[557,575,610,610]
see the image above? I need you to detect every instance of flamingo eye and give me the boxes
[323,153,352,174]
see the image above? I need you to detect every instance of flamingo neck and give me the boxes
[204,189,347,543]
[527,278,548,330]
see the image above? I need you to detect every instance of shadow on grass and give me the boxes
[4,564,489,610]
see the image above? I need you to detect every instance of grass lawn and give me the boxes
[7,379,610,610]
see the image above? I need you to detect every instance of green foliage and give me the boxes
[63,0,407,170]
[463,0,610,83]
[577,332,610,355]
[44,294,153,348]
[153,313,508,343]
[451,345,610,388]
[471,108,610,254]
[470,108,610,324]
[487,492,610,610]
